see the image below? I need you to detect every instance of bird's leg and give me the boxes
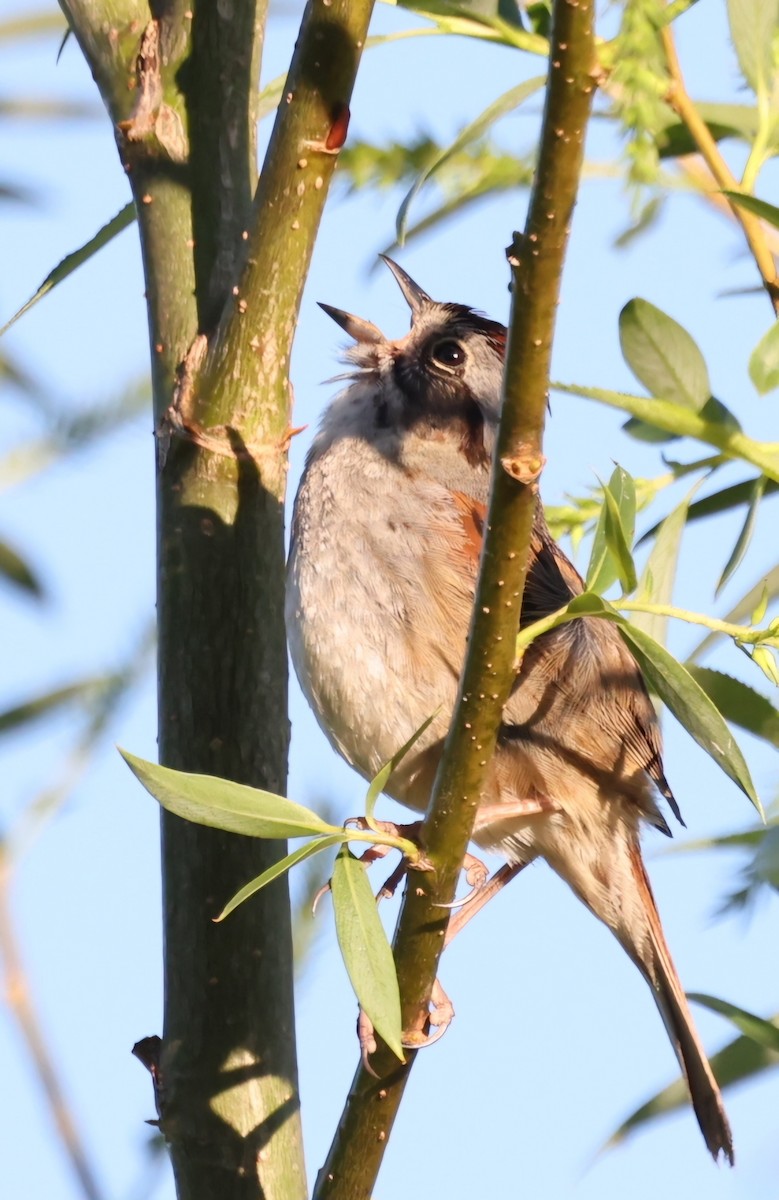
[350,804,543,1062]
[401,861,529,1050]
[444,860,527,947]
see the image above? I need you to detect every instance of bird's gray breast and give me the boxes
[286,431,464,794]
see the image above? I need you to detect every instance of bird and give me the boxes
[285,256,733,1164]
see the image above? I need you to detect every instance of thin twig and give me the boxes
[0,851,107,1200]
[676,157,779,257]
[313,0,597,1194]
[660,23,779,314]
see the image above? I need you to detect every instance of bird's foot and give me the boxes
[357,977,455,1074]
[402,977,455,1048]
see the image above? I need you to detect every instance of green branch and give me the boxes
[184,0,268,328]
[617,599,779,646]
[194,0,376,453]
[56,3,383,1197]
[313,0,597,1195]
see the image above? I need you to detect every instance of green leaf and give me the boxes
[716,474,767,594]
[364,710,439,829]
[552,381,779,481]
[751,644,779,686]
[331,845,404,1061]
[726,0,779,94]
[658,117,752,159]
[749,322,779,395]
[752,582,770,624]
[619,299,710,409]
[0,12,67,40]
[396,75,545,242]
[750,825,779,889]
[622,416,679,444]
[216,835,346,921]
[378,152,534,258]
[566,591,622,618]
[601,473,637,594]
[716,824,779,910]
[638,476,779,544]
[613,196,665,248]
[0,537,43,597]
[632,482,700,645]
[0,677,112,736]
[617,623,762,812]
[393,1,548,53]
[666,827,766,855]
[723,190,779,228]
[686,666,779,748]
[120,750,342,839]
[688,993,779,1051]
[687,564,779,661]
[1,204,136,337]
[586,466,637,595]
[607,1013,779,1148]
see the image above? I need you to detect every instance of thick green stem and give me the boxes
[59,2,328,1196]
[183,0,268,328]
[314,1,597,1195]
[195,0,375,445]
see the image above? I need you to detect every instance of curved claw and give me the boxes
[357,978,455,1072]
[432,850,489,910]
[357,1009,380,1079]
[311,880,331,915]
[401,978,455,1049]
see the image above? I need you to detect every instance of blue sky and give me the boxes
[2,2,778,1198]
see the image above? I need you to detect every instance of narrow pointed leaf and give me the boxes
[686,666,779,748]
[379,154,534,258]
[638,476,779,543]
[607,1015,779,1147]
[723,191,779,228]
[687,564,779,661]
[120,750,341,838]
[688,994,779,1051]
[396,76,545,241]
[617,623,761,811]
[365,709,439,827]
[0,677,112,735]
[395,1,548,52]
[716,474,767,594]
[331,845,404,1061]
[566,591,622,618]
[1,203,135,336]
[216,835,346,921]
[751,644,779,686]
[751,825,779,889]
[619,299,710,410]
[622,415,679,444]
[0,12,67,40]
[632,483,700,644]
[0,537,43,597]
[601,474,637,594]
[749,322,779,395]
[752,582,770,625]
[586,466,637,594]
[665,827,766,855]
[553,381,779,481]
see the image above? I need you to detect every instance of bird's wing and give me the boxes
[432,492,679,824]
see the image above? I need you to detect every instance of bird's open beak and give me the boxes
[379,255,432,318]
[317,302,384,344]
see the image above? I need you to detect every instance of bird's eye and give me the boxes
[430,339,465,368]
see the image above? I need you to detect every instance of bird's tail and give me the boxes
[617,841,733,1164]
